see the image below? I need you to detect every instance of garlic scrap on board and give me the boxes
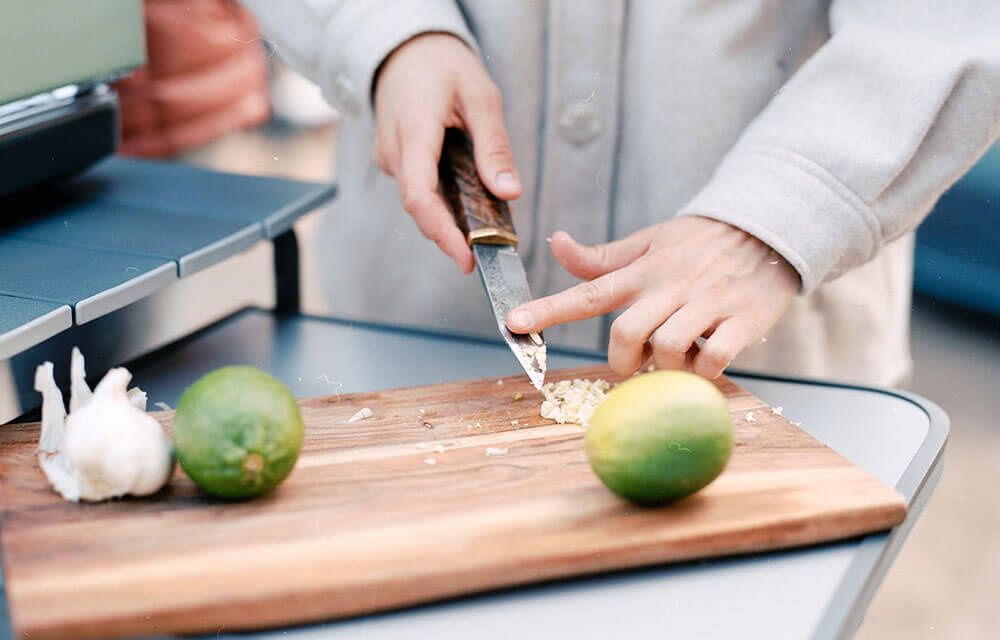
[34,348,175,502]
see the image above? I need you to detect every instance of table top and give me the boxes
[0,157,336,359]
[103,308,947,640]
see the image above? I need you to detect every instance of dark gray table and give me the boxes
[117,308,947,640]
[0,156,335,363]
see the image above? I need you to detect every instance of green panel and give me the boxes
[0,0,145,104]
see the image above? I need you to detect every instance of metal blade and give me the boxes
[473,244,546,389]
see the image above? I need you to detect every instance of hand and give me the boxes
[373,33,522,273]
[506,217,801,379]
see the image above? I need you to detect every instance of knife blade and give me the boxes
[438,128,546,389]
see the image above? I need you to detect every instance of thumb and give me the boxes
[550,228,655,280]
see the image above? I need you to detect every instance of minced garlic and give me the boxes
[538,378,611,426]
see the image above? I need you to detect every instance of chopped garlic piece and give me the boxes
[69,347,92,412]
[348,407,374,423]
[510,419,518,425]
[772,406,784,416]
[432,444,446,454]
[745,411,756,422]
[538,378,611,425]
[497,379,504,385]
[485,447,508,456]
[415,442,430,450]
[533,345,547,370]
[529,332,543,346]
[153,401,172,411]
[423,458,437,466]
[792,421,803,427]
[475,422,482,428]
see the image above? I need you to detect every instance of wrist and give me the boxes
[374,32,473,105]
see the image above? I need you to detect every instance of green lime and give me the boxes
[586,371,733,504]
[172,366,304,499]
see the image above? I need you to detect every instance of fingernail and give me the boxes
[496,171,518,191]
[509,309,533,330]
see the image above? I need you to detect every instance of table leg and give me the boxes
[272,228,301,314]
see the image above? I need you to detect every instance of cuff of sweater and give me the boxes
[676,147,883,295]
[317,0,478,124]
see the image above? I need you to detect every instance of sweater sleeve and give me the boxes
[239,0,478,124]
[677,0,1000,293]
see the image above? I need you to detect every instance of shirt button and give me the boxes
[558,100,601,145]
[333,74,361,114]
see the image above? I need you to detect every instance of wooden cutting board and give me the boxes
[0,365,906,639]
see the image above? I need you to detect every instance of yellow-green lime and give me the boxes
[172,366,304,499]
[586,371,733,504]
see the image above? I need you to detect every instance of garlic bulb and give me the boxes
[34,348,175,502]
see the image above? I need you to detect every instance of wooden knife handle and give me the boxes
[438,128,518,247]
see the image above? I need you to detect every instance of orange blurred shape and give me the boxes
[114,0,271,157]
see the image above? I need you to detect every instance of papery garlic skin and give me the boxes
[34,350,175,503]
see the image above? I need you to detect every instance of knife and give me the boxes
[438,128,546,390]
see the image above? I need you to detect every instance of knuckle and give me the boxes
[609,319,642,347]
[400,188,429,215]
[373,149,391,174]
[593,243,611,268]
[699,343,733,370]
[482,134,513,161]
[422,224,448,245]
[479,82,503,109]
[573,280,603,313]
[651,332,687,358]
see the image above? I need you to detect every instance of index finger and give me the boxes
[397,121,474,272]
[506,268,636,333]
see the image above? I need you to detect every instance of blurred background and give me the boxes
[58,1,1000,637]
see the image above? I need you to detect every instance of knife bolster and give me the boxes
[439,128,519,249]
[468,227,519,246]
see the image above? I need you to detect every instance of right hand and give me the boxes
[373,33,522,273]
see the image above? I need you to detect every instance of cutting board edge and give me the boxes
[9,495,906,640]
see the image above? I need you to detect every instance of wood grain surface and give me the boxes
[0,366,907,639]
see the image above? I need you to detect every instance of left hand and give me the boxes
[505,216,801,379]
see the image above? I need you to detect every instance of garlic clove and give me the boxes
[69,346,93,413]
[127,387,148,411]
[34,362,66,454]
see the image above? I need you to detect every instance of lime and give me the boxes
[585,371,733,504]
[172,366,304,499]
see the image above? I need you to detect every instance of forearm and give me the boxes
[678,0,1000,293]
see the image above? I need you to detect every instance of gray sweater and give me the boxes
[243,0,1000,386]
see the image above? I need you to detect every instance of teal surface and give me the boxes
[0,156,336,358]
[0,237,170,306]
[914,142,1000,315]
[7,200,259,272]
[63,157,337,237]
[0,295,70,359]
[0,296,64,335]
